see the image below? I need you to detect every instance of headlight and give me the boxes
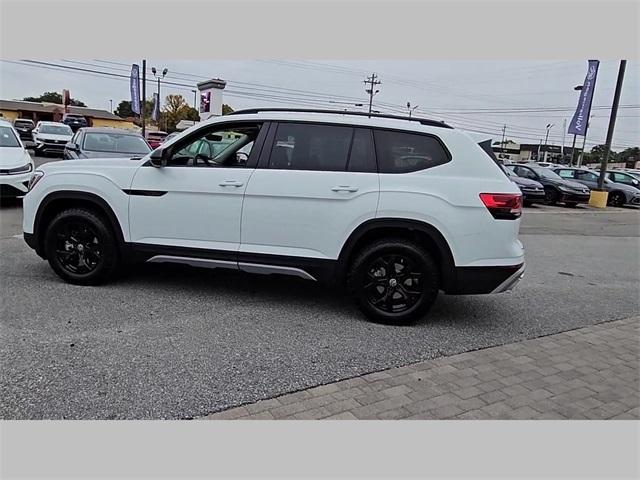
[1,163,33,175]
[27,170,44,191]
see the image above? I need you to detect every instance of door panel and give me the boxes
[128,165,254,251]
[241,169,379,259]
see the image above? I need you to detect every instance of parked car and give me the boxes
[63,128,151,160]
[31,121,74,156]
[505,163,590,207]
[501,164,545,206]
[601,170,640,191]
[13,118,35,141]
[164,132,180,142]
[0,119,34,198]
[22,108,525,324]
[531,161,555,168]
[552,167,640,207]
[61,114,88,132]
[145,131,168,149]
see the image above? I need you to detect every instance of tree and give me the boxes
[114,99,154,119]
[161,94,200,132]
[23,91,86,107]
[590,144,618,163]
[617,147,639,167]
[222,104,234,115]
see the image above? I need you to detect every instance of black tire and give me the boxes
[43,207,120,285]
[347,238,439,325]
[544,187,559,205]
[608,191,625,207]
[565,202,578,208]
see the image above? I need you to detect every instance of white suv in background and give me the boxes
[22,109,525,324]
[0,119,34,198]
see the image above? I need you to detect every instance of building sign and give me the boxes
[200,91,211,113]
[569,60,599,137]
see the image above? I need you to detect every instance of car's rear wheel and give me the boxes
[347,239,439,325]
[544,187,559,205]
[44,208,120,285]
[608,191,625,207]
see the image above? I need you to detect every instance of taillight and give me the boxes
[479,193,522,220]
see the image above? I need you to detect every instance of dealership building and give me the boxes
[0,100,136,129]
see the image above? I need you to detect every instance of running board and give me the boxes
[146,255,317,281]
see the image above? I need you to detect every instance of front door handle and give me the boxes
[331,186,359,193]
[219,180,244,187]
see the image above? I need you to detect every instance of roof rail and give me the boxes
[227,108,453,129]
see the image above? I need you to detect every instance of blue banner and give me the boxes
[152,93,159,122]
[568,60,599,136]
[130,64,140,115]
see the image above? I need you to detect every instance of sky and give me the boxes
[1,59,638,151]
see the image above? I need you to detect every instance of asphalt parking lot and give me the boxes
[1,155,639,419]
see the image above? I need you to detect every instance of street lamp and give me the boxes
[407,102,419,118]
[151,66,168,129]
[569,84,583,165]
[109,99,113,113]
[543,123,554,162]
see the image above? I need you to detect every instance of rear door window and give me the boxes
[373,129,450,173]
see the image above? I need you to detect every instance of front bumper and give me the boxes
[559,191,590,203]
[0,171,31,197]
[34,142,66,154]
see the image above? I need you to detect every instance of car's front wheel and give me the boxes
[347,239,440,325]
[608,191,625,207]
[44,208,120,285]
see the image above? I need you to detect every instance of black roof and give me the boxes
[227,108,453,129]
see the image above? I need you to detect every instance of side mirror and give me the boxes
[65,142,78,151]
[149,147,169,168]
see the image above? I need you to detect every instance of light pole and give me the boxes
[570,84,583,166]
[151,66,168,129]
[407,102,419,117]
[109,99,113,113]
[543,123,554,162]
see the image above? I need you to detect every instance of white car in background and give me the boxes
[0,119,34,198]
[31,121,74,157]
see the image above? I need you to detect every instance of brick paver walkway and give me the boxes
[205,316,639,420]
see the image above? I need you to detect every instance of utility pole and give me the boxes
[562,119,566,164]
[501,124,507,155]
[141,59,146,138]
[364,73,381,115]
[597,60,626,190]
[109,99,113,113]
[152,66,168,130]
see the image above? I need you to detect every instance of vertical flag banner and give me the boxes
[152,93,159,122]
[130,64,141,115]
[568,60,599,136]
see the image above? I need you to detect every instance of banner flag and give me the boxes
[568,60,599,137]
[152,93,159,122]
[130,64,141,115]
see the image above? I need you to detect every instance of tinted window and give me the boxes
[0,126,20,147]
[374,129,449,173]
[516,167,537,180]
[575,170,598,181]
[270,123,352,171]
[347,128,376,173]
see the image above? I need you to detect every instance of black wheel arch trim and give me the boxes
[31,191,126,257]
[337,218,457,292]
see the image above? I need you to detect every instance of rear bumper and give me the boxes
[446,263,525,295]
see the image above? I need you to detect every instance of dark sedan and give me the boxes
[504,163,591,207]
[501,165,545,206]
[13,119,35,141]
[63,128,151,160]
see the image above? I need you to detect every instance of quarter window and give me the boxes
[347,128,376,173]
[373,129,449,173]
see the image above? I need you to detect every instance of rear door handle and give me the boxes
[219,180,244,187]
[331,186,359,193]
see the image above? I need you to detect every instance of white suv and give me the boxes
[22,109,525,324]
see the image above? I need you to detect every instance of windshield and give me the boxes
[40,124,73,135]
[501,165,516,177]
[530,166,562,180]
[83,133,151,154]
[0,126,20,147]
[15,120,33,127]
